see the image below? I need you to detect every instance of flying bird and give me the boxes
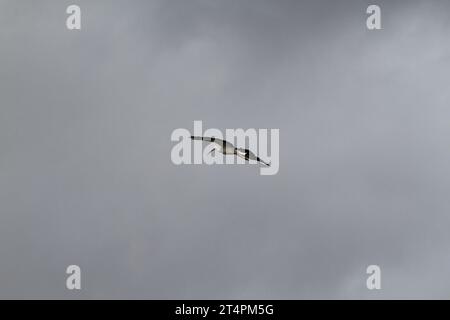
[191,136,270,166]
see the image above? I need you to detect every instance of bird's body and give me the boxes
[190,136,270,166]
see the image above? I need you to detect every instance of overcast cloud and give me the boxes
[1,0,450,299]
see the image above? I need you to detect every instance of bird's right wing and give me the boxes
[256,157,271,167]
[236,148,271,166]
[190,136,217,142]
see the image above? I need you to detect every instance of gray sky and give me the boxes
[1,0,450,299]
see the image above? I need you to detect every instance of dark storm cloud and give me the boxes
[1,0,450,298]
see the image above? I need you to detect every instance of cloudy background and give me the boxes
[1,0,450,299]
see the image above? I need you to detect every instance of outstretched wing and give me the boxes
[255,156,271,167]
[236,148,271,167]
[190,136,235,150]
